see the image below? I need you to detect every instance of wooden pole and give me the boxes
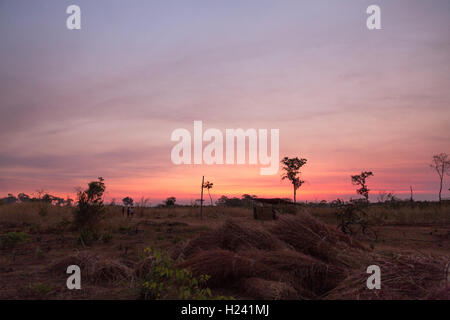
[200,176,204,219]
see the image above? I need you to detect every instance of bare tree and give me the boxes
[351,171,373,202]
[430,153,450,202]
[281,156,307,204]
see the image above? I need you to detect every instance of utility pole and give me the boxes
[200,176,204,219]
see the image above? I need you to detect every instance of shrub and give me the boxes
[73,177,106,232]
[38,205,48,217]
[77,228,100,246]
[0,231,29,249]
[26,282,53,296]
[101,231,113,243]
[138,248,224,300]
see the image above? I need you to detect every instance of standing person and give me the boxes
[129,206,134,218]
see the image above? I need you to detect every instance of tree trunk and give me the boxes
[208,189,213,206]
[439,177,443,202]
[293,184,296,204]
[200,176,204,219]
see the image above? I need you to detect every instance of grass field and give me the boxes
[0,202,449,300]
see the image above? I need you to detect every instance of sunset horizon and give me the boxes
[2,2,449,205]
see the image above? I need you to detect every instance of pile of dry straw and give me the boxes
[173,213,449,300]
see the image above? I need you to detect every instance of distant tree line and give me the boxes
[216,194,259,207]
[0,192,73,206]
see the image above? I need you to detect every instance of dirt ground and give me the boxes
[0,205,449,300]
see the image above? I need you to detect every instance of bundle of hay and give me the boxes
[240,277,299,300]
[178,249,274,287]
[50,252,131,285]
[91,260,131,284]
[325,254,450,300]
[174,220,286,260]
[250,249,346,297]
[174,212,371,299]
[134,256,154,278]
[271,214,366,266]
[49,251,98,277]
[179,248,349,299]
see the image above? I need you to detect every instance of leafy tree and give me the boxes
[430,153,450,202]
[41,194,55,204]
[351,171,373,202]
[164,197,176,207]
[122,196,134,207]
[281,156,307,203]
[73,177,106,231]
[65,197,74,207]
[18,193,30,203]
[216,196,229,206]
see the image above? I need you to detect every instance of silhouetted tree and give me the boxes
[216,196,229,206]
[430,153,450,202]
[65,197,74,207]
[41,193,55,204]
[202,181,214,205]
[122,196,134,207]
[55,197,65,206]
[18,193,30,202]
[1,194,17,204]
[164,197,176,207]
[351,171,373,202]
[281,156,307,204]
[73,177,106,230]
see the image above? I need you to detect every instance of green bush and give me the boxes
[1,232,29,249]
[77,228,100,246]
[101,231,113,243]
[139,248,217,300]
[73,177,106,230]
[38,206,48,217]
[26,282,53,296]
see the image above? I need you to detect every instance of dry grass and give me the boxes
[50,251,131,285]
[240,277,299,300]
[270,214,367,267]
[178,249,275,287]
[173,219,286,260]
[0,203,71,228]
[250,250,346,297]
[176,214,367,299]
[311,203,450,226]
[49,251,99,277]
[325,254,450,300]
[1,202,449,300]
[91,260,131,284]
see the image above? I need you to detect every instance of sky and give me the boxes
[0,0,449,204]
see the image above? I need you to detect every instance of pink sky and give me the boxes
[0,1,449,204]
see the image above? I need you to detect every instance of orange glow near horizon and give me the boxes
[15,163,440,205]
